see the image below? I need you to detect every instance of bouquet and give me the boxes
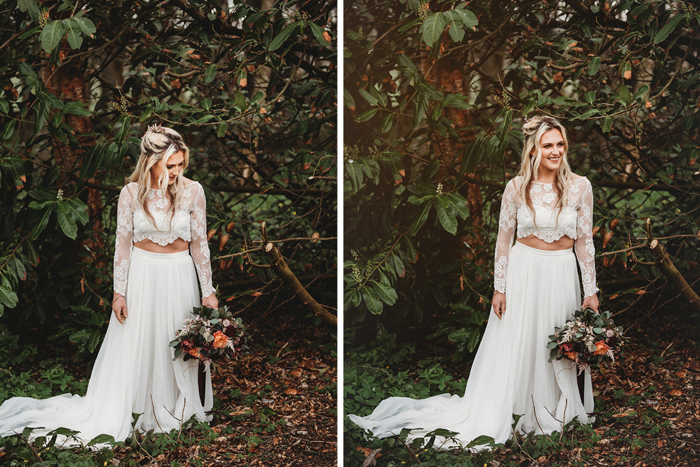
[170,305,247,368]
[547,308,625,373]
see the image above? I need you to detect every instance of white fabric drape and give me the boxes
[348,243,594,450]
[0,248,212,447]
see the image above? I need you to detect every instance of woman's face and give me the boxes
[535,128,565,175]
[151,150,185,186]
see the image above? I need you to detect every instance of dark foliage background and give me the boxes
[344,0,699,351]
[0,0,337,359]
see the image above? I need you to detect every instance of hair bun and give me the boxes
[523,115,559,136]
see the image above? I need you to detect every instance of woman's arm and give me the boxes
[493,179,518,319]
[113,185,134,324]
[190,183,217,309]
[575,178,599,312]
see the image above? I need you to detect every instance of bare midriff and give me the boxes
[134,238,190,253]
[516,235,574,251]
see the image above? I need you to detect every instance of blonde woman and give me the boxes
[349,116,598,449]
[0,125,217,446]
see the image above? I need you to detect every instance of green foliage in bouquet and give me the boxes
[547,308,625,372]
[170,306,247,367]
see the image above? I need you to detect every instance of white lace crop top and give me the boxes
[113,181,214,298]
[494,175,598,298]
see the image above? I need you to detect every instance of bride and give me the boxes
[0,125,218,446]
[348,116,600,449]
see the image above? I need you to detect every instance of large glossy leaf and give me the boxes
[420,13,445,46]
[56,211,78,240]
[654,14,684,44]
[269,22,297,52]
[436,205,458,235]
[40,20,64,53]
[0,285,18,308]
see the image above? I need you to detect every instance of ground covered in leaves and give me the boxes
[345,311,699,467]
[0,316,337,466]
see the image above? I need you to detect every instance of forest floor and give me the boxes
[0,316,337,466]
[344,312,700,467]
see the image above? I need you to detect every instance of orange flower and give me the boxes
[593,340,609,356]
[213,331,229,349]
[565,351,578,361]
[188,348,202,359]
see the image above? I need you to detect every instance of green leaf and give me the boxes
[234,92,246,111]
[64,199,88,225]
[216,122,227,138]
[73,16,96,35]
[355,108,378,122]
[64,101,91,116]
[31,208,52,240]
[467,435,495,448]
[371,281,397,305]
[361,287,383,315]
[442,11,465,42]
[420,13,445,46]
[380,113,394,133]
[269,22,297,52]
[576,108,599,119]
[39,90,64,110]
[454,8,478,30]
[47,428,80,437]
[0,285,18,308]
[448,23,465,42]
[19,61,38,81]
[17,0,41,22]
[584,91,596,105]
[40,20,64,53]
[618,84,632,106]
[602,116,613,133]
[588,56,601,76]
[57,211,78,239]
[308,22,330,46]
[204,64,217,83]
[87,434,116,446]
[410,202,432,236]
[370,86,388,107]
[654,14,684,44]
[344,88,356,110]
[358,88,377,106]
[2,120,16,140]
[436,205,458,235]
[65,26,83,49]
[0,99,9,115]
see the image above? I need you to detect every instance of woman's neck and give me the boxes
[150,175,163,189]
[536,169,556,184]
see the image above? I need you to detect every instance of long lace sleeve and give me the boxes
[190,183,214,298]
[113,185,134,296]
[494,179,518,293]
[574,178,598,298]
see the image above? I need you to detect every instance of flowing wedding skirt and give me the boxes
[348,242,594,450]
[0,248,213,447]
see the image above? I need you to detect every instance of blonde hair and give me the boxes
[517,116,573,223]
[128,124,190,227]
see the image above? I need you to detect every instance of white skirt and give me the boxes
[348,242,594,450]
[0,248,213,447]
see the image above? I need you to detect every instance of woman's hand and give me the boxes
[493,292,506,320]
[112,295,128,324]
[582,294,600,313]
[202,293,218,310]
